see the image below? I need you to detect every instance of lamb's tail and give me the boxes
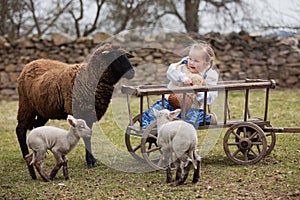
[187,141,200,170]
[186,147,196,169]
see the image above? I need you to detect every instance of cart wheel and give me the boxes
[264,123,276,156]
[223,122,267,165]
[140,120,164,170]
[125,114,145,161]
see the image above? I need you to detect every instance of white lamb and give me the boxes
[25,115,92,182]
[152,108,201,185]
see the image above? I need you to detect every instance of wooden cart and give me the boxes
[121,79,299,170]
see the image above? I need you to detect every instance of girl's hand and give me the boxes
[183,78,193,85]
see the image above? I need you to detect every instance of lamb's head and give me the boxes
[152,109,181,127]
[67,115,92,138]
[91,43,135,85]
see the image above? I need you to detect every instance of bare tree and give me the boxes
[1,0,299,40]
[24,0,72,37]
[104,0,163,34]
[0,0,28,40]
[68,0,106,37]
[156,0,243,33]
[256,0,300,34]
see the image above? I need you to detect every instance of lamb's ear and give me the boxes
[168,109,181,120]
[67,115,77,127]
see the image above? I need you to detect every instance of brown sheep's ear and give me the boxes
[126,52,134,58]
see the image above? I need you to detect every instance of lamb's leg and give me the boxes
[175,159,182,181]
[161,149,172,183]
[166,166,172,183]
[83,137,97,168]
[16,108,37,180]
[33,151,50,182]
[192,152,201,184]
[25,153,33,165]
[62,155,69,180]
[176,160,192,185]
[50,151,64,180]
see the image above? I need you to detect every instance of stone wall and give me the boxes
[0,31,299,100]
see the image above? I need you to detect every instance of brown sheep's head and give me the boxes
[90,43,135,83]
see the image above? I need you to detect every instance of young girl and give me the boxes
[142,42,219,128]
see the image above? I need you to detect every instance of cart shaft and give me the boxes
[264,127,300,133]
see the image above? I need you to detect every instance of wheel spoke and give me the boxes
[232,148,240,157]
[248,131,258,140]
[256,144,261,154]
[249,148,258,157]
[148,134,157,140]
[145,146,161,154]
[244,150,248,161]
[252,142,263,145]
[232,130,242,140]
[133,144,141,152]
[243,127,247,138]
[227,142,239,145]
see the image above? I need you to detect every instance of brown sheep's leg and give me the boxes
[62,155,69,180]
[33,151,50,182]
[83,137,97,168]
[50,151,64,180]
[16,109,37,180]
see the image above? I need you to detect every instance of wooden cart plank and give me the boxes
[121,79,276,97]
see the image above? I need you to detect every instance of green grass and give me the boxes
[0,89,299,199]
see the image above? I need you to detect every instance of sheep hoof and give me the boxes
[192,179,199,184]
[43,177,51,182]
[27,165,37,180]
[86,154,97,168]
[192,177,199,183]
[175,180,184,186]
[87,161,97,168]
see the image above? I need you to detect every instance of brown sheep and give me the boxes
[16,43,135,180]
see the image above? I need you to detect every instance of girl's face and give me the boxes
[187,49,209,73]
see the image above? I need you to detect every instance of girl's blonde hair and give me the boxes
[190,41,216,69]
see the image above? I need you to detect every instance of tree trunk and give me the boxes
[184,0,200,33]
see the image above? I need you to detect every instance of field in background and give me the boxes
[0,89,299,199]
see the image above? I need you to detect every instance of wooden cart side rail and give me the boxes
[127,118,271,132]
[122,79,276,130]
[121,79,276,97]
